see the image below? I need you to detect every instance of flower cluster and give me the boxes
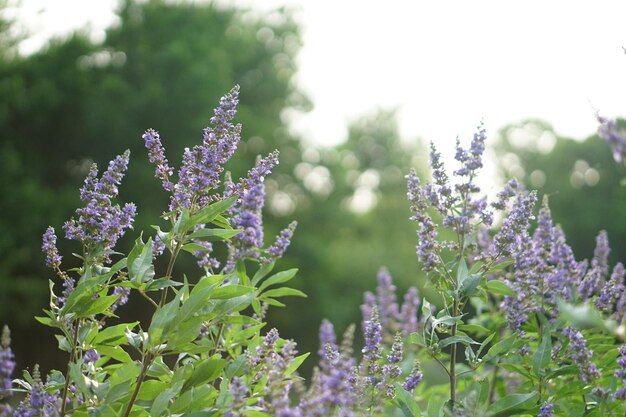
[615,345,626,399]
[597,113,626,163]
[407,123,529,274]
[165,86,242,210]
[361,268,420,340]
[13,365,60,417]
[224,151,280,270]
[63,150,136,261]
[0,326,14,400]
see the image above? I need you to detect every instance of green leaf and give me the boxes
[456,257,469,289]
[557,299,607,330]
[144,278,183,292]
[188,195,238,227]
[181,356,226,391]
[394,383,422,417]
[150,380,183,416]
[485,280,515,297]
[93,322,139,346]
[486,334,517,359]
[98,345,132,363]
[438,335,480,349]
[461,273,482,297]
[128,237,155,284]
[257,268,299,291]
[477,332,496,358]
[486,392,538,416]
[75,295,119,318]
[285,353,310,375]
[261,287,307,299]
[188,228,241,241]
[252,262,276,285]
[148,295,180,347]
[532,326,552,376]
[210,284,256,300]
[486,260,513,274]
[427,395,443,417]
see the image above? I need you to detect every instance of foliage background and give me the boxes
[1,0,625,378]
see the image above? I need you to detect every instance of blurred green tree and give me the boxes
[493,119,626,263]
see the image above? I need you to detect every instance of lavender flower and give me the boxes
[406,170,440,272]
[63,150,136,262]
[264,221,297,264]
[225,377,249,417]
[578,231,610,301]
[83,349,100,365]
[171,86,241,210]
[14,365,60,417]
[143,129,174,191]
[403,360,423,392]
[375,268,398,334]
[539,402,554,417]
[318,320,337,370]
[563,327,600,384]
[225,151,280,270]
[493,191,537,257]
[191,237,220,271]
[614,345,626,399]
[41,227,62,269]
[362,306,383,363]
[397,286,420,336]
[597,113,626,163]
[596,262,625,313]
[110,286,131,313]
[0,326,15,398]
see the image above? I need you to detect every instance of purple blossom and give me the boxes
[397,286,420,336]
[41,227,62,269]
[493,191,537,257]
[563,327,600,384]
[83,349,100,365]
[362,307,382,363]
[171,86,241,210]
[0,326,15,398]
[403,361,423,392]
[614,345,626,399]
[263,221,297,264]
[597,113,626,163]
[406,170,440,272]
[375,268,398,333]
[539,402,554,417]
[578,231,610,301]
[14,365,60,417]
[225,151,280,270]
[191,234,220,271]
[143,129,174,191]
[225,377,249,417]
[596,262,625,313]
[63,150,136,262]
[318,320,337,370]
[110,286,130,313]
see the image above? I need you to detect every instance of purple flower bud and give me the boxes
[143,129,174,191]
[0,326,15,398]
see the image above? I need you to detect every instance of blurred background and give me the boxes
[1,0,626,377]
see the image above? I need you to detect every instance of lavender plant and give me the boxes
[4,85,626,417]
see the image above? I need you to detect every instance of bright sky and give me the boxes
[10,0,626,152]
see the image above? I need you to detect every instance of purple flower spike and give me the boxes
[597,113,626,163]
[143,129,174,191]
[398,286,420,336]
[42,227,62,269]
[614,345,626,399]
[225,151,280,269]
[63,150,136,262]
[563,327,600,384]
[264,221,297,264]
[172,86,242,210]
[539,402,554,417]
[493,191,537,257]
[0,326,15,398]
[403,361,423,392]
[375,267,398,332]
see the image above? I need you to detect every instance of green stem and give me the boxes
[450,299,459,406]
[121,352,153,417]
[60,320,81,416]
[160,241,182,306]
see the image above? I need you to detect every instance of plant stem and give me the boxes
[450,299,459,406]
[60,320,81,416]
[122,352,153,417]
[160,241,182,306]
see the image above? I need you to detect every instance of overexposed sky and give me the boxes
[9,0,626,151]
